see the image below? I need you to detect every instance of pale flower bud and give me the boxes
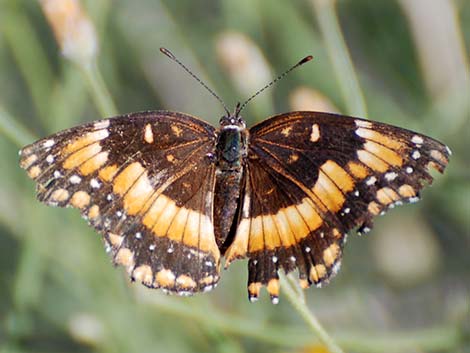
[68,313,104,345]
[40,0,98,68]
[216,31,271,97]
[372,214,441,286]
[289,86,338,113]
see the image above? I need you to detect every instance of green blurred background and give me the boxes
[0,1,469,352]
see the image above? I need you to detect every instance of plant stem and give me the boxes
[280,273,345,353]
[311,0,367,117]
[81,62,118,117]
[1,3,55,126]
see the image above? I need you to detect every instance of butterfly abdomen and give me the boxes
[213,125,248,248]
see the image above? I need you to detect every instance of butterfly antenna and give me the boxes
[236,55,314,116]
[160,47,231,116]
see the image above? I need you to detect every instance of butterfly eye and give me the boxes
[219,116,229,124]
[237,117,246,128]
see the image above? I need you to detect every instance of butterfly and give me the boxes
[19,49,450,303]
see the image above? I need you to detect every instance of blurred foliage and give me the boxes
[0,0,469,352]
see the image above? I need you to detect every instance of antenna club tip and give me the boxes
[299,55,314,65]
[160,47,175,59]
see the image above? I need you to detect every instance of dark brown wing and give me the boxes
[19,111,220,295]
[225,111,450,303]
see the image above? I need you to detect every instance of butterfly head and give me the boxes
[219,102,246,129]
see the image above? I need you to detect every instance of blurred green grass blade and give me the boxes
[48,63,89,131]
[0,105,37,147]
[1,2,55,126]
[311,0,367,117]
[12,233,44,310]
[81,63,118,117]
[10,201,64,312]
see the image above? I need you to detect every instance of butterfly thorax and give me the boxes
[213,116,248,250]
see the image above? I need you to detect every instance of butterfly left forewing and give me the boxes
[227,111,450,302]
[20,111,221,294]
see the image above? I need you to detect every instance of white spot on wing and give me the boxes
[203,285,213,292]
[355,120,372,128]
[90,178,101,188]
[411,150,421,160]
[43,139,55,148]
[144,124,154,143]
[310,124,320,142]
[69,175,81,184]
[385,172,398,181]
[46,154,54,164]
[90,129,109,140]
[366,176,377,185]
[411,135,424,145]
[94,120,110,129]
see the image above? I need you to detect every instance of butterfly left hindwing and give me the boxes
[19,111,221,294]
[225,111,450,302]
